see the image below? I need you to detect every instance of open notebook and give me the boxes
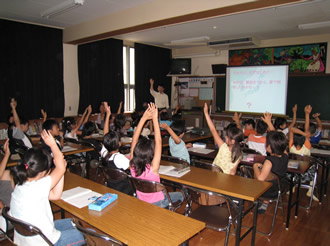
[159,165,190,178]
[61,186,101,208]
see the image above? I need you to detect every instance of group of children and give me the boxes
[0,97,324,244]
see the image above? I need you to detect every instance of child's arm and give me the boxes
[160,122,181,144]
[0,140,10,178]
[150,104,161,173]
[232,112,242,130]
[261,112,275,131]
[253,160,272,181]
[312,113,322,131]
[10,98,21,129]
[116,101,123,114]
[149,78,156,96]
[73,105,91,134]
[291,127,309,137]
[41,109,47,123]
[287,104,297,130]
[130,104,154,158]
[41,130,66,198]
[103,102,111,136]
[204,103,224,147]
[304,105,312,137]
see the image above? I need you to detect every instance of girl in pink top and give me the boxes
[130,103,183,207]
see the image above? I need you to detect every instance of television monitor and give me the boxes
[169,58,191,75]
[225,65,289,115]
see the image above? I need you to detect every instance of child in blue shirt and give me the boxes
[160,120,190,164]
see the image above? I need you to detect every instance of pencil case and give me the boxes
[88,193,118,211]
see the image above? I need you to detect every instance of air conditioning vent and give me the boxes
[208,37,259,50]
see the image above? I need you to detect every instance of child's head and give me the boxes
[256,120,268,135]
[309,123,317,135]
[114,114,126,131]
[130,137,154,177]
[99,102,105,114]
[103,131,121,153]
[157,83,165,93]
[172,113,182,121]
[20,118,29,133]
[266,131,287,155]
[61,117,76,134]
[131,112,141,128]
[274,117,287,130]
[224,127,244,162]
[244,119,255,130]
[81,121,96,137]
[160,111,170,121]
[170,120,185,137]
[293,128,305,148]
[10,148,52,185]
[42,119,60,137]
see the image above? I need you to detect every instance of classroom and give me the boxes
[1,0,330,245]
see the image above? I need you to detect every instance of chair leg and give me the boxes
[224,224,231,246]
[257,199,280,236]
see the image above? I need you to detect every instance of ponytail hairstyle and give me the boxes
[10,148,52,185]
[130,137,154,177]
[225,127,244,163]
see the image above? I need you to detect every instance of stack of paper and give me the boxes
[159,165,190,178]
[288,160,299,169]
[188,147,214,154]
[62,146,78,153]
[61,186,101,208]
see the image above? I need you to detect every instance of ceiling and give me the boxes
[1,0,330,49]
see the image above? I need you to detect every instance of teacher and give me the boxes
[149,78,169,109]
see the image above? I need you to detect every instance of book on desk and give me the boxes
[61,186,101,208]
[159,165,191,177]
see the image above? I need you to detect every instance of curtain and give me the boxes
[135,43,171,111]
[78,38,123,114]
[0,19,64,122]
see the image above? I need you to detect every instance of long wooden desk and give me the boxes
[160,160,272,246]
[52,172,205,246]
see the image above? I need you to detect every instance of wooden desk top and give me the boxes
[160,160,272,202]
[62,142,94,155]
[162,133,212,147]
[53,172,205,246]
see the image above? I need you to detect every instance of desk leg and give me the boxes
[319,161,325,203]
[295,176,301,218]
[251,200,258,246]
[325,160,329,196]
[235,200,244,246]
[286,174,294,230]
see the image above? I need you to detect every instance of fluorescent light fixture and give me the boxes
[41,0,84,19]
[170,36,210,44]
[298,21,330,30]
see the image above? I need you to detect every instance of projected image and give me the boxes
[226,65,289,115]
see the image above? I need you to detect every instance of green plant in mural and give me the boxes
[289,59,310,72]
[288,47,304,58]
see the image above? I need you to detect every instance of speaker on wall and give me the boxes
[212,64,227,74]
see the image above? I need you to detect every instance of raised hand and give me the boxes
[149,78,154,85]
[142,103,155,120]
[10,98,17,109]
[261,112,272,124]
[160,122,169,130]
[3,139,10,156]
[232,112,242,122]
[304,105,312,114]
[41,130,56,147]
[103,102,111,115]
[312,113,320,118]
[292,104,297,113]
[203,103,209,115]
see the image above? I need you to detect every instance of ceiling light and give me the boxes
[170,36,210,44]
[41,0,84,19]
[298,21,330,30]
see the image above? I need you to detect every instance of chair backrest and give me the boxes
[161,155,189,167]
[130,177,175,206]
[187,187,227,206]
[242,148,262,155]
[101,166,129,182]
[1,207,54,246]
[72,218,125,246]
[192,159,223,173]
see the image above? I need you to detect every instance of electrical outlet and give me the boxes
[69,106,71,111]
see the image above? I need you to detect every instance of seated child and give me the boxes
[246,113,275,156]
[253,131,288,213]
[309,113,322,144]
[80,121,103,160]
[130,103,184,207]
[243,119,256,137]
[41,119,64,153]
[9,98,33,149]
[204,103,244,175]
[159,110,172,134]
[9,130,85,246]
[160,120,190,164]
[274,104,297,136]
[61,105,92,140]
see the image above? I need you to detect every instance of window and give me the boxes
[123,46,135,112]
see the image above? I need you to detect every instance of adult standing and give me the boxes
[149,78,169,110]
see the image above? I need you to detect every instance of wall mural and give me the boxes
[229,43,327,73]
